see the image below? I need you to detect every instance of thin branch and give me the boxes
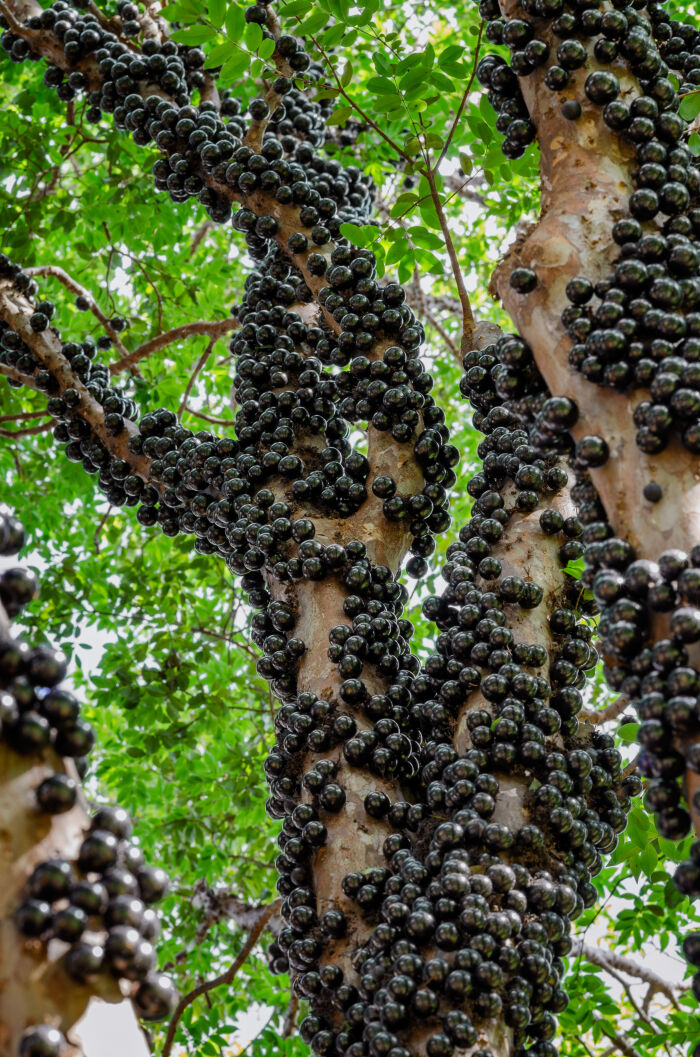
[435,21,485,169]
[177,337,216,421]
[0,409,49,423]
[424,168,475,342]
[24,265,130,361]
[282,993,299,1039]
[594,1014,643,1057]
[93,505,112,553]
[571,940,686,1010]
[109,317,237,375]
[0,0,27,33]
[0,421,53,438]
[183,406,236,427]
[580,694,630,726]
[622,752,640,778]
[161,900,280,1057]
[189,221,213,259]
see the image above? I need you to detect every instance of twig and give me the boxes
[282,993,299,1039]
[25,265,130,361]
[622,753,640,778]
[571,939,686,1010]
[0,409,49,423]
[0,0,27,34]
[161,900,279,1057]
[183,406,236,426]
[177,337,216,421]
[109,318,237,375]
[594,1014,643,1057]
[93,506,112,553]
[189,221,213,259]
[0,421,53,438]
[580,695,630,726]
[435,22,485,169]
[424,168,475,342]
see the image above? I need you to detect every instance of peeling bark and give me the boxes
[492,1,700,561]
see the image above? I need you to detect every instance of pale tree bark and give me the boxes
[490,0,700,837]
[0,594,152,1055]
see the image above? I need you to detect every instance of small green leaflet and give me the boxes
[679,91,700,121]
[564,556,585,579]
[207,0,226,28]
[171,25,216,44]
[338,222,381,247]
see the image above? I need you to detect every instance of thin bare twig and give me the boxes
[109,318,237,375]
[177,337,216,421]
[580,695,630,726]
[424,169,475,342]
[189,221,213,259]
[594,1014,642,1057]
[435,22,485,169]
[0,409,49,423]
[571,939,686,1010]
[0,421,53,438]
[183,406,236,427]
[161,900,279,1057]
[93,506,112,553]
[282,993,299,1039]
[25,265,130,361]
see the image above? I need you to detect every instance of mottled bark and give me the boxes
[0,601,146,1054]
[491,0,700,833]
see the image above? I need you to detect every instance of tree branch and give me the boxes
[161,900,280,1057]
[571,940,687,1011]
[24,265,129,361]
[108,318,238,375]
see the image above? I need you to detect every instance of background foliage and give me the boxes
[1,0,699,1053]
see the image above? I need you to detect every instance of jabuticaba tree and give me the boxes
[0,1,694,1057]
[0,504,175,1056]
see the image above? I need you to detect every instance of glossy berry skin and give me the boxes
[509,267,537,293]
[133,972,179,1020]
[19,1026,67,1057]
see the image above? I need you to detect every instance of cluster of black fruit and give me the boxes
[263,336,636,1057]
[475,0,700,1032]
[0,507,175,1057]
[479,0,700,459]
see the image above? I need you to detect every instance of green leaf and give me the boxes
[281,0,312,13]
[298,7,329,34]
[219,48,249,82]
[679,92,700,121]
[618,722,639,744]
[320,22,345,47]
[390,192,418,218]
[203,40,237,68]
[224,2,244,36]
[258,36,276,58]
[563,556,584,579]
[439,44,463,66]
[329,104,352,125]
[339,222,381,247]
[408,225,442,251]
[366,75,395,94]
[207,0,226,28]
[171,24,217,44]
[244,20,263,48]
